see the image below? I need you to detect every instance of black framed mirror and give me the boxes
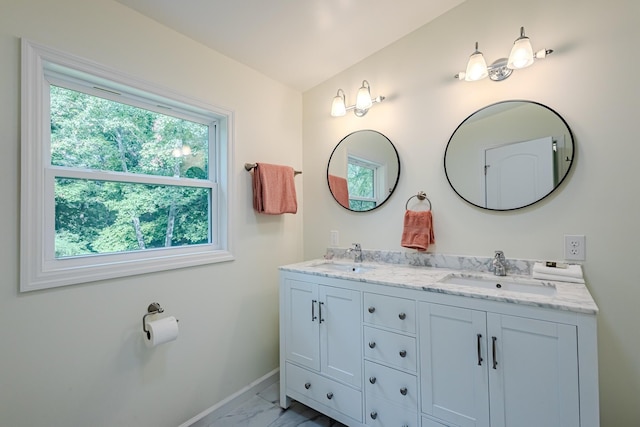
[327,130,400,212]
[444,100,574,211]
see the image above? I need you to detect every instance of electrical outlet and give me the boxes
[564,235,586,261]
[330,230,339,247]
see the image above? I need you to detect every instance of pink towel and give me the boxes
[252,163,298,214]
[401,210,435,251]
[328,174,349,208]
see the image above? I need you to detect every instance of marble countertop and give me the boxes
[280,259,598,315]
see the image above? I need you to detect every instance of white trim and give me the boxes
[20,39,235,292]
[178,368,279,427]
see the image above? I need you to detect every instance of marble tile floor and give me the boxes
[205,382,347,427]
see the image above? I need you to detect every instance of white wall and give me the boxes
[303,0,639,424]
[0,1,302,426]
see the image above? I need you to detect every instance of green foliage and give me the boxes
[51,86,212,258]
[347,162,374,198]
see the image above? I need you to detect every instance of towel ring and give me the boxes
[405,191,432,211]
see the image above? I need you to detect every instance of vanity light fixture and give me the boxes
[331,80,385,117]
[455,27,553,82]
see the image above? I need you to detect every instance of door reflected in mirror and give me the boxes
[444,100,574,211]
[327,130,400,212]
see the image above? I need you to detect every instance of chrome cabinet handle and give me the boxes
[326,392,333,400]
[368,306,376,313]
[311,300,317,321]
[369,341,376,349]
[400,387,408,396]
[477,334,483,366]
[304,382,311,390]
[370,411,378,420]
[369,376,377,384]
[492,336,498,369]
[398,312,406,320]
[399,349,407,358]
[319,301,324,323]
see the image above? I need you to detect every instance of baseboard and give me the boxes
[178,368,279,427]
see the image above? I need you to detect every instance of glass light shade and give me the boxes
[355,82,373,111]
[465,51,488,81]
[507,33,534,69]
[331,93,346,117]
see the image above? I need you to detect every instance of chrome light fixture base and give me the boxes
[488,58,513,81]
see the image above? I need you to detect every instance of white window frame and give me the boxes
[20,40,234,292]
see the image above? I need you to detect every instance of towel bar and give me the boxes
[244,163,302,175]
[405,191,432,210]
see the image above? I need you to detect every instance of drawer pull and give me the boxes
[399,349,407,358]
[477,333,483,366]
[368,306,376,313]
[369,376,377,384]
[311,300,317,322]
[326,392,333,400]
[370,411,378,420]
[369,341,376,349]
[400,387,408,396]
[304,382,311,390]
[398,312,406,320]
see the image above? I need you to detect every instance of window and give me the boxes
[21,40,233,291]
[347,155,381,211]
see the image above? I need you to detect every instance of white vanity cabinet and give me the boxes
[280,275,363,424]
[279,265,599,427]
[419,302,580,427]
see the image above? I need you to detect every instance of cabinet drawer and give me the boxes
[364,293,416,333]
[365,395,418,427]
[364,326,417,372]
[285,362,362,421]
[365,361,417,410]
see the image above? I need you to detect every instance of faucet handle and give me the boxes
[352,243,361,250]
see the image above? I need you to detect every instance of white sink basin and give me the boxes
[440,274,556,296]
[311,262,375,274]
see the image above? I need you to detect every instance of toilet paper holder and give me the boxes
[143,302,176,339]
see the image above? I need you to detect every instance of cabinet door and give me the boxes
[320,285,362,387]
[487,314,579,427]
[284,279,320,371]
[419,302,490,427]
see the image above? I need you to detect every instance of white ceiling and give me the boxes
[114,0,466,91]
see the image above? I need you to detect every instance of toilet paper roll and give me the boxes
[145,316,179,348]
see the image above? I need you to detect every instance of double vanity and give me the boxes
[278,251,598,427]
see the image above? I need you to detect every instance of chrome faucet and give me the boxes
[347,243,363,263]
[491,250,507,276]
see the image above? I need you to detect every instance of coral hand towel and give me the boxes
[328,174,349,208]
[252,163,298,214]
[401,210,435,251]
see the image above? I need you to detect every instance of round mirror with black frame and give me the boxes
[327,129,400,212]
[444,100,574,211]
